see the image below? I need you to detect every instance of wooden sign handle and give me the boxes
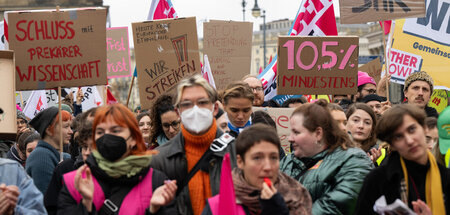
[58,86,63,162]
[126,76,135,107]
[381,22,390,102]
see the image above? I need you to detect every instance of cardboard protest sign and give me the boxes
[5,8,107,91]
[253,107,294,154]
[0,51,17,136]
[428,89,448,113]
[132,17,201,110]
[107,27,132,78]
[277,36,359,95]
[389,0,450,90]
[340,0,425,24]
[359,57,382,84]
[203,20,253,90]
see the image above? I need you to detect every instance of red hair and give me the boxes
[92,104,150,155]
[48,110,73,133]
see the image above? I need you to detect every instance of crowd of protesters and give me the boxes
[0,70,449,215]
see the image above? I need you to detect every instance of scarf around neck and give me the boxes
[400,150,445,214]
[92,150,152,178]
[228,119,251,135]
[232,168,312,215]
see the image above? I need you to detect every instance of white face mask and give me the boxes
[180,105,214,134]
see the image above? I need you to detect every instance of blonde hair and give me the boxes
[175,74,218,106]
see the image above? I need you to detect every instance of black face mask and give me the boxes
[96,134,129,162]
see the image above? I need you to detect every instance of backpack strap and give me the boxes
[63,170,105,211]
[177,133,234,196]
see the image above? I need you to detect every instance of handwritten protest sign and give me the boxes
[132,17,201,109]
[253,107,294,154]
[203,20,252,90]
[0,51,16,136]
[277,36,359,95]
[107,27,132,78]
[428,89,448,113]
[340,0,425,24]
[5,8,107,91]
[359,57,382,84]
[389,0,450,90]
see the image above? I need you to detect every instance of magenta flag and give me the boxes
[147,0,178,20]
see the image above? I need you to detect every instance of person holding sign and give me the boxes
[221,82,254,137]
[355,104,450,215]
[403,71,438,118]
[280,100,372,215]
[151,74,236,215]
[26,107,73,194]
[58,104,177,214]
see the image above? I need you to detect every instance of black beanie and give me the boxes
[362,94,385,103]
[29,106,59,139]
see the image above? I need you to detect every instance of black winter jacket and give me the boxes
[150,129,237,215]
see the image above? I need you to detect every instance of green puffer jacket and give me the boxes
[280,147,373,215]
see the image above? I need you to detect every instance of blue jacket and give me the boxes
[0,158,47,214]
[25,140,70,194]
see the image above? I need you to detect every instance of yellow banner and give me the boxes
[389,1,450,91]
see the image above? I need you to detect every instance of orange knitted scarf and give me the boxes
[182,119,217,215]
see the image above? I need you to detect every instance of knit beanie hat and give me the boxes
[403,71,434,92]
[357,71,376,87]
[29,106,59,139]
[362,94,385,103]
[59,104,73,115]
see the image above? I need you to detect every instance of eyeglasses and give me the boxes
[250,87,263,92]
[178,98,212,110]
[363,89,377,94]
[162,120,181,130]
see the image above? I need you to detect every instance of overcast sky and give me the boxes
[103,0,341,43]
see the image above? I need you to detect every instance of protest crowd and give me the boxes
[0,0,450,215]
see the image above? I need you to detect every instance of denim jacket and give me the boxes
[0,158,47,214]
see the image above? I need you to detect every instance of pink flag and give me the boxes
[258,0,338,101]
[379,21,392,35]
[218,153,237,215]
[147,0,178,20]
[202,55,216,89]
[106,88,117,105]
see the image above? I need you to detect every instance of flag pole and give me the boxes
[56,5,64,162]
[126,76,135,107]
[19,92,24,108]
[381,22,390,102]
[58,86,63,162]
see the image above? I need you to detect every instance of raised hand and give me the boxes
[367,147,382,163]
[74,164,94,212]
[412,200,432,215]
[149,180,177,213]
